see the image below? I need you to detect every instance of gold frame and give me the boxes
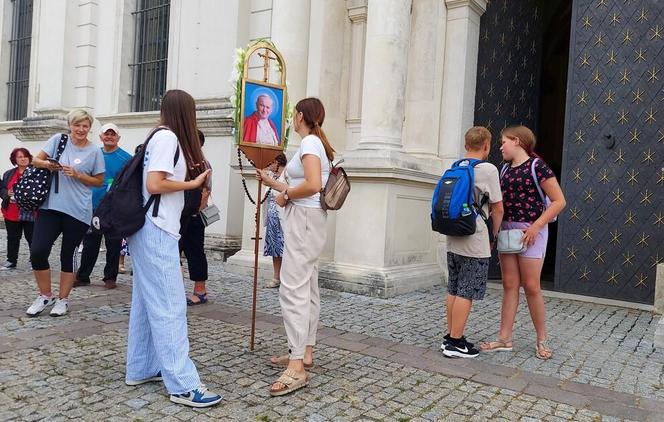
[239,42,288,150]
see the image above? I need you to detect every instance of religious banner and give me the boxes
[230,39,290,350]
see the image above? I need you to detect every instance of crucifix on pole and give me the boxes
[258,48,278,83]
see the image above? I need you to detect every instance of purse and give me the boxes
[14,134,68,211]
[496,229,527,254]
[320,159,350,211]
[200,202,220,226]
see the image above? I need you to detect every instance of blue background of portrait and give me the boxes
[243,81,284,142]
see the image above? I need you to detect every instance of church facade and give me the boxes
[0,0,660,304]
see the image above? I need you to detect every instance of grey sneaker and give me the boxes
[0,261,16,270]
[49,298,69,317]
[26,295,56,317]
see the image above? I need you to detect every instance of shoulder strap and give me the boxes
[55,134,68,160]
[141,127,170,218]
[51,134,69,194]
[452,158,484,168]
[499,163,509,179]
[530,158,546,203]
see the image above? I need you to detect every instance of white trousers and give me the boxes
[125,218,200,394]
[280,204,327,359]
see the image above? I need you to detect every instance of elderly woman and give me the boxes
[26,109,105,317]
[0,148,36,270]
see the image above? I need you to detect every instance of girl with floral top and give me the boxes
[480,125,566,360]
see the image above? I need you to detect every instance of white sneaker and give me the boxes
[49,298,69,317]
[26,295,56,317]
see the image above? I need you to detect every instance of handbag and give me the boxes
[14,134,68,211]
[200,204,220,226]
[199,191,220,227]
[320,159,350,211]
[496,229,527,254]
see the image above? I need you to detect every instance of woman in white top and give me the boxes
[257,97,334,396]
[124,89,221,408]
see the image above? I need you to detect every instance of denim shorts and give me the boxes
[500,221,548,259]
[446,252,489,301]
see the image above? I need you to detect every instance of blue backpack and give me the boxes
[431,158,487,236]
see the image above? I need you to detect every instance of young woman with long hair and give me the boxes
[124,89,221,408]
[257,97,334,396]
[480,125,566,360]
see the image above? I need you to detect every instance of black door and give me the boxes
[556,0,664,304]
[473,0,572,286]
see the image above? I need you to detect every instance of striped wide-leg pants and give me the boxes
[125,217,200,394]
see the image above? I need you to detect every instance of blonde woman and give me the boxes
[257,97,334,396]
[27,109,105,317]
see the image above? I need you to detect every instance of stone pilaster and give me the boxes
[438,0,487,166]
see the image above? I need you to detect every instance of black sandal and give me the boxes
[186,292,208,306]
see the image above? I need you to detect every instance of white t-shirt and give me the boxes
[285,134,330,208]
[142,129,186,239]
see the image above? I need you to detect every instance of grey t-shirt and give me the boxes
[446,162,503,258]
[40,133,105,224]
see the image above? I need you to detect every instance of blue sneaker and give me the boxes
[170,385,222,408]
[125,372,162,386]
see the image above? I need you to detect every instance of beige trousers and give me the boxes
[280,203,327,359]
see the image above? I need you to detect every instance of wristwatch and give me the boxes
[283,190,289,201]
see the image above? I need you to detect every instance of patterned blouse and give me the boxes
[500,157,555,223]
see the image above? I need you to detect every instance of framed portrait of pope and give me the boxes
[240,80,285,149]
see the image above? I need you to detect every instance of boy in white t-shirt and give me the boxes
[442,126,504,358]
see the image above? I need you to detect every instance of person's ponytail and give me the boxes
[312,125,334,162]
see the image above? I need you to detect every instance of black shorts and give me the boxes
[446,252,489,301]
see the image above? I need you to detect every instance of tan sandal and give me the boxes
[479,338,513,352]
[269,369,310,397]
[265,279,280,288]
[269,355,314,369]
[535,340,552,360]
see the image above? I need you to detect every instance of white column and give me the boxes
[358,0,411,150]
[438,0,487,163]
[74,0,98,110]
[271,0,310,148]
[305,0,347,153]
[29,0,78,115]
[344,0,367,151]
[167,0,241,99]
[403,0,446,156]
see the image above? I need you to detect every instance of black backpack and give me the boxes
[14,134,68,211]
[92,128,179,239]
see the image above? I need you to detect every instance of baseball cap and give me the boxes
[100,123,120,135]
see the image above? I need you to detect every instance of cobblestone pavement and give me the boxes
[0,235,663,421]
